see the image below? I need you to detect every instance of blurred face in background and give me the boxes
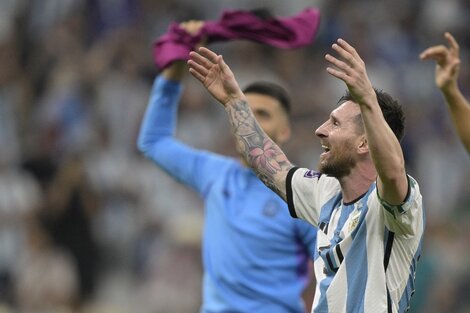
[246,93,291,145]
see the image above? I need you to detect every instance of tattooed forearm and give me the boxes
[225,99,293,199]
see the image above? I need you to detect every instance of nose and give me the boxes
[315,122,328,138]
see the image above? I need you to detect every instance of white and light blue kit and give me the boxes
[286,167,424,313]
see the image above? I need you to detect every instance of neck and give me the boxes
[337,161,376,203]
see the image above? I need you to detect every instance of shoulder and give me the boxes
[289,167,340,193]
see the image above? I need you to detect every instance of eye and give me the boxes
[255,109,270,119]
[333,120,339,126]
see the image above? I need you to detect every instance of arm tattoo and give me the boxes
[226,99,293,197]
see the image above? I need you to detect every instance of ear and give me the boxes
[357,135,369,154]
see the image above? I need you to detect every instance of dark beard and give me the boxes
[317,146,356,179]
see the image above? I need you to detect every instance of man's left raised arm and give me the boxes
[325,39,408,205]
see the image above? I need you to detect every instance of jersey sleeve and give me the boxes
[286,167,340,227]
[137,76,232,197]
[376,175,424,237]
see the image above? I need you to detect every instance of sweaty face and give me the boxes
[315,101,363,178]
[246,93,290,145]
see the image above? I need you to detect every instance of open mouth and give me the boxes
[320,144,331,158]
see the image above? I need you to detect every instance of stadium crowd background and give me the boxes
[0,0,469,312]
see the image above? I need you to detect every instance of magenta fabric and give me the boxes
[154,8,321,70]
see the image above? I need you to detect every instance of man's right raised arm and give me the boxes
[138,21,232,196]
[138,20,200,163]
[137,60,185,159]
[188,47,294,200]
[138,59,232,197]
[137,61,191,177]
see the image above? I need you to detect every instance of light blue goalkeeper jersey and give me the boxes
[138,76,317,313]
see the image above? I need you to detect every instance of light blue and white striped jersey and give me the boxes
[138,76,317,313]
[286,167,424,313]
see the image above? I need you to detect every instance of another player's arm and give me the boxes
[163,20,205,81]
[162,61,186,81]
[440,83,470,153]
[440,86,470,153]
[326,39,408,205]
[188,47,294,200]
[138,20,204,154]
[420,32,470,153]
[138,20,230,195]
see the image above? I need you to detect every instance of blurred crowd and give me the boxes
[0,0,469,312]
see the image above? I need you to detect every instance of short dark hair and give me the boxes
[243,81,291,115]
[338,88,405,141]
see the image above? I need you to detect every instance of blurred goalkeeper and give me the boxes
[138,20,317,313]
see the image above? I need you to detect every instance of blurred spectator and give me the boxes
[43,155,100,308]
[14,214,78,313]
[0,0,469,312]
[0,160,42,308]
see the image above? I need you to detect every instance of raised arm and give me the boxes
[162,20,205,81]
[138,20,204,154]
[420,32,470,153]
[137,21,234,196]
[325,39,408,205]
[188,47,294,200]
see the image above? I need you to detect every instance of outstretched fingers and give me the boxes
[325,53,349,73]
[187,57,208,75]
[216,55,231,75]
[188,47,233,79]
[420,33,460,66]
[189,50,213,69]
[325,54,352,84]
[187,54,207,83]
[188,63,206,83]
[325,38,376,104]
[337,38,362,60]
[419,46,448,66]
[325,65,349,82]
[198,46,220,63]
[332,39,363,68]
[325,39,367,85]
[187,47,221,83]
[445,32,460,57]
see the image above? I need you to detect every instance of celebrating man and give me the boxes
[188,38,425,313]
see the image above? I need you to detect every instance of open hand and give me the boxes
[325,39,376,106]
[420,32,461,91]
[188,47,245,105]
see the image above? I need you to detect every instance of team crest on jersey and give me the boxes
[348,211,361,233]
[262,199,280,217]
[304,170,321,179]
